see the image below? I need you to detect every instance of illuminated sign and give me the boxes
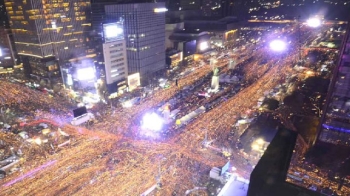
[199,41,209,51]
[67,74,73,85]
[128,73,140,91]
[154,8,168,13]
[103,22,124,43]
[77,67,95,81]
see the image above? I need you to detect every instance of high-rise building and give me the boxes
[179,0,201,10]
[221,0,235,17]
[4,0,92,79]
[316,20,350,146]
[102,22,128,94]
[201,0,235,18]
[0,0,9,28]
[164,0,180,11]
[0,27,15,68]
[104,2,166,85]
[201,0,222,17]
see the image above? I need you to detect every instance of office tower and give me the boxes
[179,0,201,10]
[104,2,166,85]
[102,22,128,94]
[164,0,180,11]
[316,21,350,146]
[201,0,235,18]
[202,0,222,17]
[221,0,235,17]
[231,0,256,19]
[4,0,91,79]
[0,0,9,28]
[0,27,15,68]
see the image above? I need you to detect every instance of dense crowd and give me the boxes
[2,24,345,195]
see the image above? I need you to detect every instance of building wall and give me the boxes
[316,20,350,146]
[166,22,184,49]
[179,0,201,10]
[105,3,166,85]
[5,0,91,77]
[201,0,222,17]
[103,40,128,86]
[0,27,15,68]
[0,0,9,28]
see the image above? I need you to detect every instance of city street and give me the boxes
[1,23,347,195]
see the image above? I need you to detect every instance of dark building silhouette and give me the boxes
[0,0,9,28]
[248,128,321,196]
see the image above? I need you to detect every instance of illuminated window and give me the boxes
[48,64,58,71]
[63,3,69,7]
[61,18,71,22]
[22,0,27,4]
[29,15,43,20]
[10,16,25,20]
[18,6,22,10]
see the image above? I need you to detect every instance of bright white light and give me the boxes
[34,137,42,145]
[77,67,95,81]
[199,42,209,51]
[0,49,2,57]
[51,21,57,29]
[67,74,73,85]
[154,8,168,13]
[105,25,123,38]
[269,40,286,51]
[141,113,164,132]
[307,18,321,28]
[256,138,264,145]
[123,101,133,108]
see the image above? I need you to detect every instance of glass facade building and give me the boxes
[105,2,166,85]
[4,0,91,78]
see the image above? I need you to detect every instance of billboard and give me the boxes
[77,67,95,81]
[73,106,87,118]
[103,22,124,43]
[128,73,141,91]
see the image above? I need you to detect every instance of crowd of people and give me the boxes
[2,24,341,195]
